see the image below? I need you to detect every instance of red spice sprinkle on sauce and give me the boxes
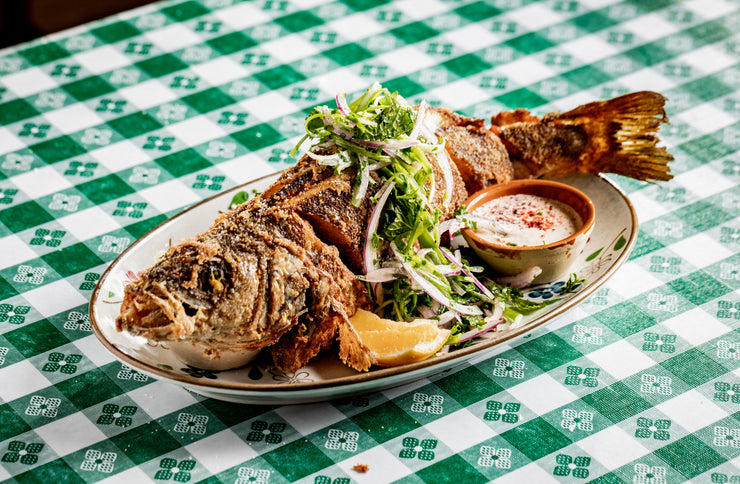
[472,194,582,246]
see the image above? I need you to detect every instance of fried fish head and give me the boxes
[116,200,371,366]
[115,238,315,354]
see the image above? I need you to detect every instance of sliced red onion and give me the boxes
[368,161,390,171]
[352,162,371,205]
[453,319,503,345]
[363,180,396,274]
[331,126,353,139]
[495,266,543,289]
[429,299,440,313]
[354,139,383,149]
[441,249,495,300]
[417,305,435,318]
[449,234,467,250]
[416,248,433,259]
[484,302,505,324]
[437,310,459,326]
[392,243,482,316]
[374,284,385,305]
[337,154,353,171]
[335,93,351,117]
[362,267,402,283]
[437,264,461,277]
[421,120,438,144]
[441,248,461,267]
[316,105,332,125]
[409,100,427,141]
[438,218,458,238]
[306,151,341,165]
[382,138,419,151]
[435,142,454,207]
[478,332,499,340]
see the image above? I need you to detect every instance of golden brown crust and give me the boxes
[425,107,514,193]
[491,91,673,181]
[260,155,335,203]
[337,313,374,372]
[441,124,514,192]
[284,161,378,273]
[427,151,468,220]
[271,313,340,373]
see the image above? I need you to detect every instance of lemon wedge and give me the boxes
[349,309,451,367]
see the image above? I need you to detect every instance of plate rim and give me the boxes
[89,172,638,395]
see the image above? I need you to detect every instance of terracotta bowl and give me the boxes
[461,179,595,285]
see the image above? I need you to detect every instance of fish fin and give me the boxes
[491,91,674,182]
[271,313,341,373]
[337,311,374,372]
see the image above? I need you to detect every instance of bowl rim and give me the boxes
[461,178,596,253]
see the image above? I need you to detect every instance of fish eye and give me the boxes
[182,302,198,316]
[198,257,232,294]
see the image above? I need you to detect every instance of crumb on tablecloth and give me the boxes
[352,464,369,473]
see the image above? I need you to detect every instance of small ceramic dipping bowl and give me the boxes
[461,179,595,285]
[167,341,261,371]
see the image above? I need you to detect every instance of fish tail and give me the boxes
[492,91,674,182]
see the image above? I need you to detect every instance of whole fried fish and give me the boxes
[116,90,673,373]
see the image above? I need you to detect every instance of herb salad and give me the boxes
[281,83,584,349]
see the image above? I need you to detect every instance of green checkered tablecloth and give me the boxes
[1,0,740,482]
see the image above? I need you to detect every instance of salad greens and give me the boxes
[291,83,584,346]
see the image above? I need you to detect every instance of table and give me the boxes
[1,0,739,482]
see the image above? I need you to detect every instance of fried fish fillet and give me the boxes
[426,106,515,193]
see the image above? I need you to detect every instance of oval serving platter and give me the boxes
[90,171,637,405]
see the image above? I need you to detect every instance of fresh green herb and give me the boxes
[562,273,586,293]
[454,205,479,230]
[229,190,249,209]
[228,188,263,210]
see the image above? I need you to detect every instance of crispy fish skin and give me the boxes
[425,107,514,193]
[491,91,673,181]
[116,198,370,362]
[284,165,378,274]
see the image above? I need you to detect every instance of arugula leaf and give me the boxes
[229,191,249,209]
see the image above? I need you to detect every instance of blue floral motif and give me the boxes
[528,281,567,299]
[181,365,219,379]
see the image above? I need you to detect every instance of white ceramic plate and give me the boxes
[89,172,637,405]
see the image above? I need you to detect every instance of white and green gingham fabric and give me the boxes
[1,0,740,482]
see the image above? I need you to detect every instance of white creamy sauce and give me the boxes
[472,194,582,247]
